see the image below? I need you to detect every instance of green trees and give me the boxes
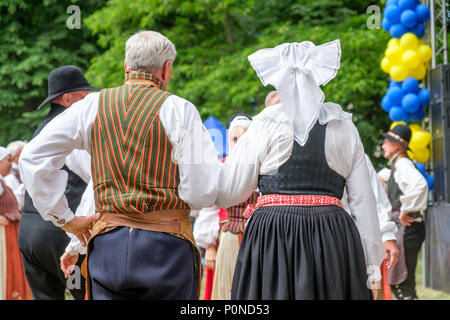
[2,0,390,167]
[0,0,104,145]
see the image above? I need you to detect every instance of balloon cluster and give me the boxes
[415,162,434,190]
[382,77,430,123]
[382,0,430,38]
[380,33,432,81]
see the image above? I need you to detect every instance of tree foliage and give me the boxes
[2,0,391,167]
[0,0,105,145]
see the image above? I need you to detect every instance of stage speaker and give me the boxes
[430,64,450,203]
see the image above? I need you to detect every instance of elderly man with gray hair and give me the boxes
[19,30,220,300]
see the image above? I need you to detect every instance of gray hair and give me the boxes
[125,30,177,74]
[265,90,279,106]
[7,140,26,157]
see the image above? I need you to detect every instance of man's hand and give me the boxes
[399,211,414,227]
[205,244,217,271]
[60,252,79,278]
[371,282,385,300]
[61,213,101,247]
[383,239,399,269]
[0,216,10,226]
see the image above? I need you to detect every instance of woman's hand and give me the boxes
[0,216,10,226]
[205,244,217,271]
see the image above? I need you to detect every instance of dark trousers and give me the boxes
[397,220,426,298]
[18,212,86,300]
[88,227,197,300]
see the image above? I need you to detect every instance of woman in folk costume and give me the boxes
[0,147,31,300]
[194,114,258,300]
[216,40,385,299]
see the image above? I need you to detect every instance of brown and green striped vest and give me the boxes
[90,71,189,214]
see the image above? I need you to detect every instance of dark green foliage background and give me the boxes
[1,0,394,168]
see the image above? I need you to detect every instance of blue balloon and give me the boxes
[390,23,408,38]
[382,96,392,112]
[203,116,227,159]
[382,17,392,32]
[389,80,402,88]
[399,0,416,11]
[401,10,418,28]
[386,0,399,6]
[416,4,431,22]
[409,107,425,122]
[402,93,421,113]
[415,162,426,176]
[389,106,410,122]
[402,77,420,94]
[385,5,402,24]
[408,23,425,38]
[426,174,434,190]
[387,86,405,105]
[418,88,430,106]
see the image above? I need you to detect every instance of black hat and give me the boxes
[381,124,412,150]
[37,65,100,110]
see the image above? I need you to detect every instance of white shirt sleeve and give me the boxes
[64,149,92,184]
[325,120,384,281]
[159,95,221,210]
[365,154,397,242]
[193,206,221,249]
[18,92,99,224]
[394,157,428,213]
[64,180,96,255]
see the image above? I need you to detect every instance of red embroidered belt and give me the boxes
[243,194,342,219]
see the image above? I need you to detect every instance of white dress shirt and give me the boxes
[19,91,221,228]
[378,156,428,214]
[193,206,221,249]
[215,103,385,281]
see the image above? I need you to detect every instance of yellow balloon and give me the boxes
[400,33,419,51]
[381,57,392,73]
[402,50,420,69]
[409,63,427,80]
[390,65,409,82]
[407,150,415,159]
[417,44,432,63]
[385,46,403,64]
[410,131,431,150]
[412,147,430,163]
[388,38,401,49]
[390,121,407,130]
[409,124,422,134]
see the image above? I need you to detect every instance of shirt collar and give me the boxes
[124,71,164,90]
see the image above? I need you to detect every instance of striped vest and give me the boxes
[90,72,189,214]
[0,180,21,222]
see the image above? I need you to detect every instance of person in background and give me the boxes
[18,65,98,300]
[0,147,31,300]
[380,124,428,300]
[4,141,26,210]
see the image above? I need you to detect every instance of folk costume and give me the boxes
[216,40,385,299]
[0,147,31,300]
[18,66,96,300]
[381,125,427,300]
[19,70,220,300]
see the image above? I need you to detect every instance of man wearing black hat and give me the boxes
[380,124,428,300]
[18,65,99,300]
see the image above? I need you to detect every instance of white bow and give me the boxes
[248,39,341,146]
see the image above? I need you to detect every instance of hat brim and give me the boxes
[381,133,411,151]
[36,85,100,110]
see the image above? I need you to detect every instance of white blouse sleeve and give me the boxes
[193,206,221,249]
[18,92,99,224]
[394,158,428,213]
[159,95,221,210]
[365,154,397,242]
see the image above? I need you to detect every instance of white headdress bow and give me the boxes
[248,39,341,146]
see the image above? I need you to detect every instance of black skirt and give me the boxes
[231,205,370,300]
